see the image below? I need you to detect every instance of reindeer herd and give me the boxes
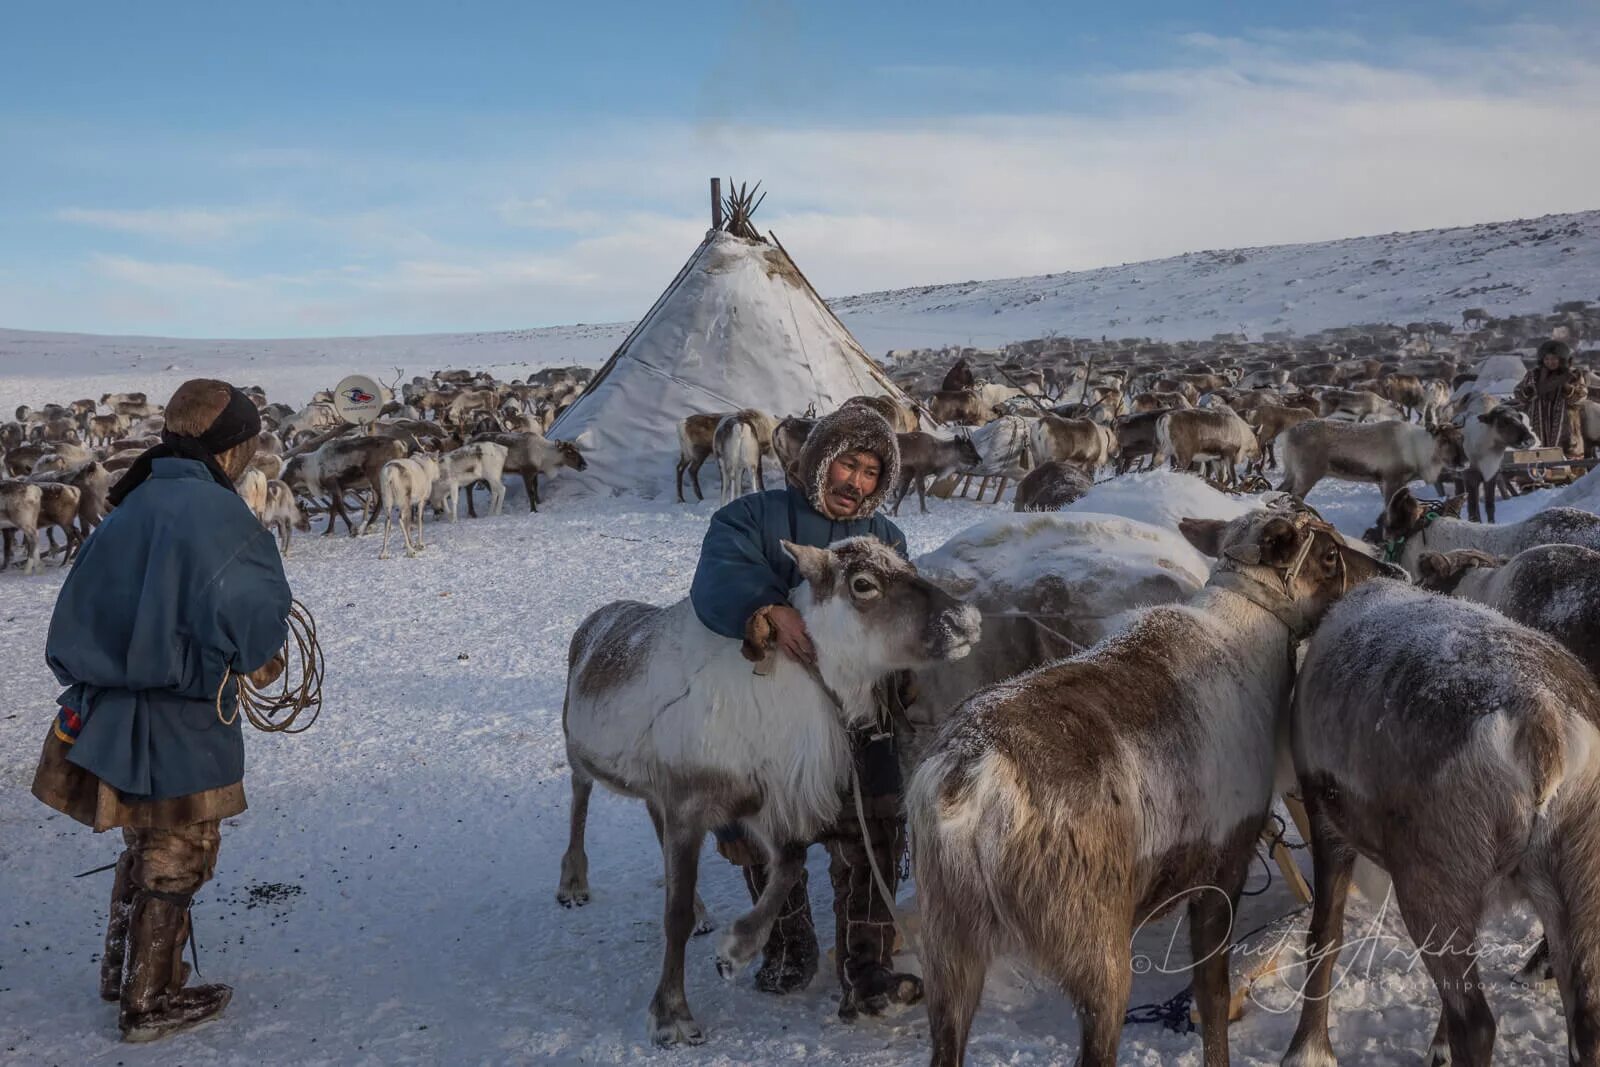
[0,366,593,573]
[613,318,1600,1063]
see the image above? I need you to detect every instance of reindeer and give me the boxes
[1418,545,1600,677]
[1011,460,1092,511]
[377,455,440,559]
[472,431,588,512]
[235,468,269,521]
[676,412,731,503]
[927,389,987,426]
[558,538,980,1046]
[261,479,309,556]
[87,412,127,447]
[713,412,766,507]
[1284,580,1600,1067]
[29,482,83,562]
[1459,405,1537,522]
[1318,387,1402,422]
[1278,419,1465,503]
[1155,405,1260,486]
[892,432,982,515]
[845,394,919,433]
[909,506,1387,1067]
[1029,415,1116,473]
[771,415,815,484]
[284,435,406,537]
[1372,486,1600,576]
[0,480,44,575]
[1113,411,1164,474]
[428,441,508,521]
[1253,403,1316,470]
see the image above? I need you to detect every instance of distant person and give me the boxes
[1516,340,1586,459]
[31,379,292,1042]
[689,405,922,1020]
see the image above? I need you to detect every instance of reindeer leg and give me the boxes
[379,507,394,560]
[1528,854,1600,1066]
[689,456,707,502]
[676,460,688,504]
[922,877,995,1067]
[645,803,711,935]
[650,816,707,1046]
[917,474,929,515]
[1391,866,1494,1066]
[557,764,593,908]
[716,840,807,979]
[466,480,479,519]
[1283,787,1357,1067]
[1190,826,1256,1067]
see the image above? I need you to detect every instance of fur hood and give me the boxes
[795,405,901,520]
[1537,339,1573,373]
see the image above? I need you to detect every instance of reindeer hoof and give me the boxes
[556,887,590,908]
[650,1014,705,1047]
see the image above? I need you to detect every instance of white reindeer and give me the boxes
[428,441,508,521]
[714,413,761,506]
[558,537,980,1047]
[235,467,269,521]
[377,455,439,559]
[260,479,309,557]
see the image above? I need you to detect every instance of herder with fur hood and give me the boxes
[31,378,292,1042]
[1516,339,1588,459]
[690,402,922,1020]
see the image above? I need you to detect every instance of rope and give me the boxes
[215,600,325,733]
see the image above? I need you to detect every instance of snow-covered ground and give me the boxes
[0,470,1580,1066]
[5,208,1597,410]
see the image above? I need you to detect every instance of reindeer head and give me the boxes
[955,432,982,469]
[1180,504,1399,635]
[1478,407,1537,452]
[1416,549,1504,594]
[1370,487,1465,549]
[774,537,981,675]
[554,440,588,472]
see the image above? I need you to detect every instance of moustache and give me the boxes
[830,486,862,500]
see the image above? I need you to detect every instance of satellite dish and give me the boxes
[332,374,385,425]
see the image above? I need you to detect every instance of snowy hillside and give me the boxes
[834,209,1600,352]
[5,210,1597,408]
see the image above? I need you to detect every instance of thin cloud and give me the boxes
[13,21,1600,337]
[59,206,278,243]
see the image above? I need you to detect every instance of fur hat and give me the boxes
[795,404,901,520]
[1538,339,1573,368]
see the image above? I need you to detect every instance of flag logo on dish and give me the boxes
[331,374,385,425]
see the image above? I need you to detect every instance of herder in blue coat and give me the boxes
[31,379,292,1043]
[689,403,922,1020]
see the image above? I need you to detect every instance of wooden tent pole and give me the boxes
[711,178,723,231]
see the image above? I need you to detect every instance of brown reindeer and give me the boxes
[910,505,1388,1067]
[892,432,982,515]
[1011,460,1092,511]
[675,412,731,503]
[927,389,988,426]
[1253,403,1316,469]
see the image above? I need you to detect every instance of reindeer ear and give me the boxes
[1442,494,1466,518]
[1255,516,1305,567]
[1178,517,1228,557]
[1418,552,1453,581]
[781,541,835,589]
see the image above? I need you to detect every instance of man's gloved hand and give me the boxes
[247,654,286,688]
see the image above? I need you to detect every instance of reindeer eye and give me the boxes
[850,575,880,599]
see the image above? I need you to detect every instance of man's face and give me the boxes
[1545,354,1563,371]
[823,450,881,518]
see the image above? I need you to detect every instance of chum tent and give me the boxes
[548,189,916,497]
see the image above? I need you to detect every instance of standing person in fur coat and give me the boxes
[31,379,292,1042]
[1516,340,1588,459]
[689,403,922,1020]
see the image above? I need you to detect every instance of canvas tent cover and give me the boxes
[549,230,912,496]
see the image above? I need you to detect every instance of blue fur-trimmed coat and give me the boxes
[44,458,292,801]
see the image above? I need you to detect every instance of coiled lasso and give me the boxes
[214,600,325,733]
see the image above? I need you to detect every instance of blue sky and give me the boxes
[2,1,1597,338]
